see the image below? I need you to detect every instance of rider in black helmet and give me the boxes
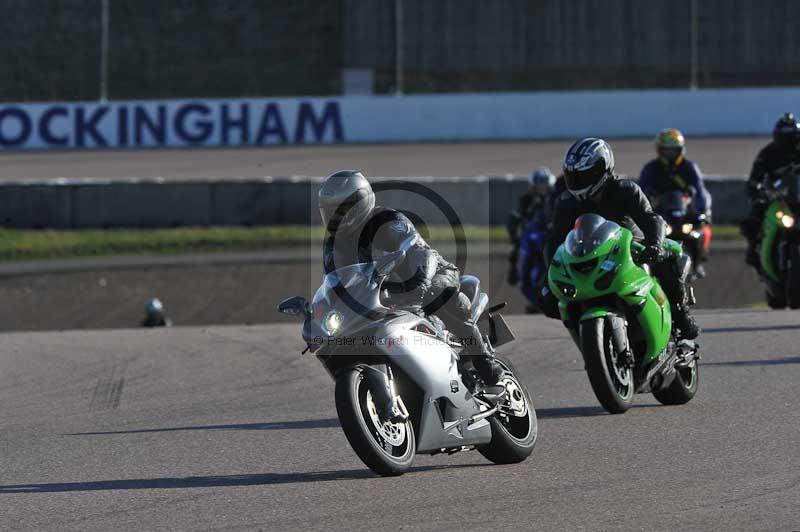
[741,112,800,269]
[541,138,700,339]
[319,170,504,385]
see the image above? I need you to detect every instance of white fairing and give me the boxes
[307,261,493,453]
[375,315,492,452]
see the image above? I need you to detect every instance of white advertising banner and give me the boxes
[1,87,798,150]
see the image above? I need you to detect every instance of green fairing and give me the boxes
[759,199,795,281]
[548,228,673,364]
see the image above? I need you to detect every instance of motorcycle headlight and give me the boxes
[681,223,693,234]
[665,225,673,236]
[322,310,343,335]
[781,214,795,228]
[554,281,577,299]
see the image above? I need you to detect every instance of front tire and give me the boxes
[580,317,634,414]
[653,361,699,405]
[478,359,538,464]
[785,243,800,309]
[334,366,415,476]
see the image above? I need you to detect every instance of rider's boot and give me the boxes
[660,253,701,340]
[672,303,700,340]
[464,323,504,385]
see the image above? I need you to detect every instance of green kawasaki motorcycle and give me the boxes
[547,213,700,414]
[757,173,800,308]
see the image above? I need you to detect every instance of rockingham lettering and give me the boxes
[0,99,344,150]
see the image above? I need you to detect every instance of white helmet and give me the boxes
[318,170,375,234]
[563,138,615,201]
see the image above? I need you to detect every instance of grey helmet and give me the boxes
[146,298,164,315]
[563,138,615,201]
[529,166,556,195]
[318,170,375,234]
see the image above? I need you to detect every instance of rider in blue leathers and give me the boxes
[506,167,560,313]
[639,128,712,222]
[639,129,712,274]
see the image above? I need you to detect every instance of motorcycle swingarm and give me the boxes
[636,339,699,393]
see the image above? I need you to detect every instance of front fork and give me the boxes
[360,365,409,423]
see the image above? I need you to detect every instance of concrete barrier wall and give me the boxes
[0,176,748,229]
[2,88,800,150]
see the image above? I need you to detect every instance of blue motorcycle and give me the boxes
[516,215,549,313]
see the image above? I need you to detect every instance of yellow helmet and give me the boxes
[655,128,686,165]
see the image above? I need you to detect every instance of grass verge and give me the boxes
[0,224,742,262]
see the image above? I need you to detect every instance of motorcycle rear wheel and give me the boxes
[334,366,415,476]
[478,359,538,464]
[653,361,699,405]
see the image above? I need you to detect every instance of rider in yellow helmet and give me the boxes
[639,129,712,272]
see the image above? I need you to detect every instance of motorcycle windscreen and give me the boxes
[312,263,383,321]
[656,191,688,218]
[565,213,622,257]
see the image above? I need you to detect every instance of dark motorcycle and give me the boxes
[755,173,800,308]
[654,190,710,281]
[516,217,549,313]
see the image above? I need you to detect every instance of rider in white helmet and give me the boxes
[319,170,503,384]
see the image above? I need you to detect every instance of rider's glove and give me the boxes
[639,243,666,264]
[746,180,764,200]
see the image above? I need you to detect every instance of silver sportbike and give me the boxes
[278,240,537,476]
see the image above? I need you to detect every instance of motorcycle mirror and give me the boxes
[277,296,310,319]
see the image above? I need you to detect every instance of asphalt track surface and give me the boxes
[0,137,768,181]
[1,310,798,531]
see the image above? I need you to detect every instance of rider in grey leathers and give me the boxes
[319,170,503,385]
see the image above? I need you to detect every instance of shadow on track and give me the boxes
[703,356,800,367]
[536,404,661,418]
[69,418,340,436]
[0,464,490,494]
[703,324,800,334]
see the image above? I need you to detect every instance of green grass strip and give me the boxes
[0,224,742,262]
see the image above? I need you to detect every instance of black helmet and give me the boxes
[773,112,800,149]
[318,170,375,234]
[563,138,614,201]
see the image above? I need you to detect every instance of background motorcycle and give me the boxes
[756,173,800,308]
[278,238,537,476]
[517,216,549,313]
[547,214,700,414]
[653,190,710,281]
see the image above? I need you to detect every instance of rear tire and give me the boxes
[478,359,537,464]
[334,366,415,476]
[653,361,699,405]
[580,317,634,414]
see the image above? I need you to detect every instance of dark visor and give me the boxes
[564,162,604,192]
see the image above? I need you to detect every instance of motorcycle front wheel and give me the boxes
[334,366,415,476]
[580,317,634,414]
[785,242,800,309]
